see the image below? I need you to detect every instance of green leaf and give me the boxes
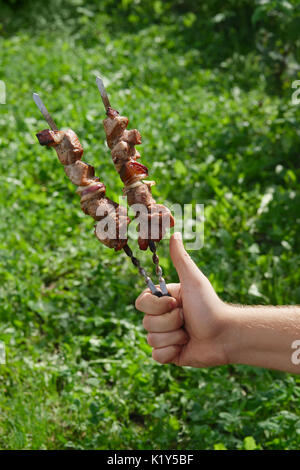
[214,443,227,450]
[174,159,188,177]
[244,436,257,450]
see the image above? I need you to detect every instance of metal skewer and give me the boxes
[33,93,58,131]
[123,245,162,296]
[95,77,170,297]
[148,241,170,296]
[33,91,161,296]
[96,76,111,111]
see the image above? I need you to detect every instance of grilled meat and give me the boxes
[102,108,174,249]
[36,129,130,251]
[37,129,83,165]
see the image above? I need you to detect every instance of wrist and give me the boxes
[220,304,243,366]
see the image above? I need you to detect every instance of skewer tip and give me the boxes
[32,92,40,103]
[96,76,111,111]
[32,92,58,131]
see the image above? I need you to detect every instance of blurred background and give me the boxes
[0,0,299,450]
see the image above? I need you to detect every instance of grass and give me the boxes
[0,1,299,449]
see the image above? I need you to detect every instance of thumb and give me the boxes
[170,232,204,283]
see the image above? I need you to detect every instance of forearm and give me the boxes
[224,305,300,373]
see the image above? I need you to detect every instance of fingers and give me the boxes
[170,232,205,283]
[135,289,178,315]
[147,329,188,348]
[152,345,182,364]
[143,307,184,332]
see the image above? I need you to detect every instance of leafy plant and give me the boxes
[0,0,299,450]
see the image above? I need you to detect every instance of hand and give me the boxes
[135,233,232,367]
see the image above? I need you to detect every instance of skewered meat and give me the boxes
[119,161,148,187]
[37,129,83,165]
[36,129,130,251]
[64,160,97,185]
[102,107,174,249]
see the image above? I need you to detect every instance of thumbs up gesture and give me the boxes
[135,233,231,367]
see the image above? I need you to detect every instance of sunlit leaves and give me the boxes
[0,0,299,451]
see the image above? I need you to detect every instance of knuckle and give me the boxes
[152,349,166,364]
[147,333,155,347]
[171,307,183,327]
[135,295,143,311]
[135,298,141,310]
[135,289,149,311]
[159,355,169,365]
[142,315,150,331]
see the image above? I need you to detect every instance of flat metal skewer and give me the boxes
[149,241,170,296]
[33,93,58,131]
[96,76,111,111]
[123,244,161,296]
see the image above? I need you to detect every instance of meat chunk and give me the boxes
[119,161,148,186]
[122,129,142,146]
[94,221,128,251]
[93,198,130,251]
[103,116,129,149]
[64,161,96,186]
[126,182,155,207]
[81,195,110,220]
[54,129,83,165]
[36,129,83,165]
[36,129,64,146]
[111,141,135,163]
[80,194,127,221]
[136,204,175,250]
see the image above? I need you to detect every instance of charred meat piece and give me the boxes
[136,204,175,250]
[119,161,148,187]
[81,194,119,220]
[122,129,142,146]
[94,204,130,251]
[36,129,83,165]
[106,107,120,119]
[103,115,129,149]
[79,183,106,203]
[111,141,136,162]
[126,181,156,207]
[36,129,64,146]
[64,160,97,186]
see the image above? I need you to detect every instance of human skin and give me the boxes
[135,233,300,374]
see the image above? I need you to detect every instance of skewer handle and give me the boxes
[148,241,170,296]
[123,244,161,296]
[153,291,171,298]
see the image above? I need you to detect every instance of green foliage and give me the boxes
[1,0,299,93]
[0,0,299,450]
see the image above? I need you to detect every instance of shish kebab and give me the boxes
[96,77,174,284]
[33,93,171,297]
